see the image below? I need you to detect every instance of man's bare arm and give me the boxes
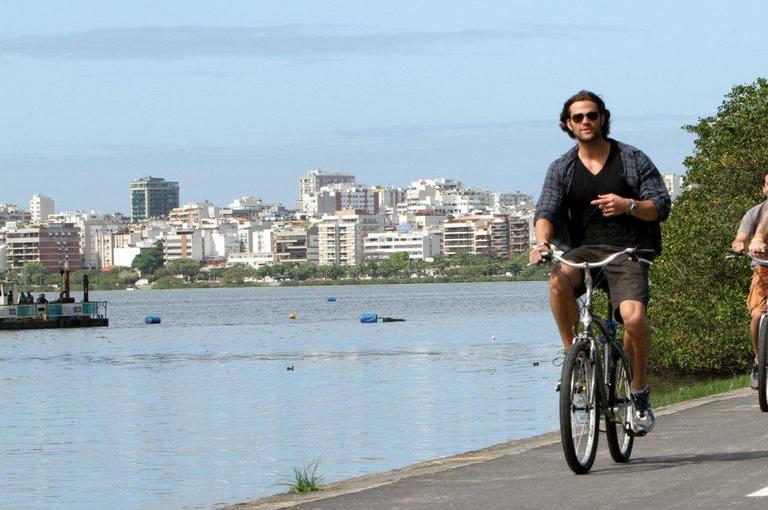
[750,209,768,253]
[529,219,554,264]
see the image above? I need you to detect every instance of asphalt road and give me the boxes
[227,389,768,510]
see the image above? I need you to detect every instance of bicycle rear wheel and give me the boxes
[758,314,768,412]
[559,340,598,474]
[606,354,634,462]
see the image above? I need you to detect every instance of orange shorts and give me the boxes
[747,265,768,313]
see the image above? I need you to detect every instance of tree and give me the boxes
[221,265,256,286]
[131,240,165,276]
[167,259,201,282]
[649,78,768,373]
[21,262,47,286]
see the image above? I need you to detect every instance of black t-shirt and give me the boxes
[567,142,643,248]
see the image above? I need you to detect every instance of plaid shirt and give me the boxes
[533,139,671,253]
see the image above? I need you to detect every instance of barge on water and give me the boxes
[0,301,108,329]
[0,270,108,330]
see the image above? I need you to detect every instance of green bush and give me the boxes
[649,78,768,373]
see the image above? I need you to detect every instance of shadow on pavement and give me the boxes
[589,450,768,475]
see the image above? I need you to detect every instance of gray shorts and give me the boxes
[559,244,650,323]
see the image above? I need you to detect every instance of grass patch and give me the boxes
[278,459,324,494]
[650,373,750,408]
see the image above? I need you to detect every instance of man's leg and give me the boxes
[618,300,650,391]
[549,264,583,349]
[619,299,656,434]
[750,310,761,358]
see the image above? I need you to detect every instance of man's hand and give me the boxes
[749,238,767,255]
[732,240,746,254]
[528,243,550,265]
[591,194,630,217]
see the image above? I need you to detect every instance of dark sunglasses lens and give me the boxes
[571,113,584,123]
[586,111,599,120]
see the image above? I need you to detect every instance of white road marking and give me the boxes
[747,486,768,497]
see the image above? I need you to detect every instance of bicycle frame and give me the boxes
[572,267,633,426]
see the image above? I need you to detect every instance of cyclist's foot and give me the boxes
[555,379,561,392]
[751,362,760,390]
[629,387,655,435]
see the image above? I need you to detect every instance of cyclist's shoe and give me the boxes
[751,362,760,390]
[629,388,655,435]
[555,380,561,392]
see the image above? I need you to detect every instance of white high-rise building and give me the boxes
[664,174,687,201]
[317,211,385,266]
[30,194,54,225]
[298,170,356,213]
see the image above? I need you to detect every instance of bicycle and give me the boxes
[540,247,653,474]
[727,249,768,412]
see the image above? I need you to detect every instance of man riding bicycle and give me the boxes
[731,173,768,389]
[529,91,671,435]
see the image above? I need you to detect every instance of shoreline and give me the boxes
[220,387,753,510]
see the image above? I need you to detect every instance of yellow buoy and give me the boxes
[288,312,297,320]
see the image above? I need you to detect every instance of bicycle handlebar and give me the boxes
[726,248,768,266]
[540,247,654,269]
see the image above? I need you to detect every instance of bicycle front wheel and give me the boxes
[559,340,599,474]
[606,354,634,462]
[758,314,768,412]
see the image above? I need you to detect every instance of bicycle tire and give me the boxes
[559,340,599,474]
[606,354,634,462]
[758,314,768,412]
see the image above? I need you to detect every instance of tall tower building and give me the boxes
[297,170,355,213]
[30,194,55,225]
[130,176,180,222]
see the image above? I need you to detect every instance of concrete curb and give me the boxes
[220,387,754,510]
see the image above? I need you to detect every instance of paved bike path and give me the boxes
[226,389,768,510]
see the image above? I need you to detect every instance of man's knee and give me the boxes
[549,267,579,297]
[620,303,647,333]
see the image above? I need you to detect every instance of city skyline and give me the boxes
[2,1,766,211]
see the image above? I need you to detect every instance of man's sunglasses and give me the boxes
[570,111,600,123]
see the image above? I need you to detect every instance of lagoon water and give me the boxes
[1,282,561,510]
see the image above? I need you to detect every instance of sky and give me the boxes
[1,1,767,213]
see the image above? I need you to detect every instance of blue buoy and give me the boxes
[144,315,161,324]
[327,296,336,302]
[359,313,378,323]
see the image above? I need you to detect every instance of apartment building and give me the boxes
[443,214,530,258]
[168,201,216,226]
[226,252,274,268]
[0,204,31,228]
[298,170,356,213]
[434,188,493,216]
[30,194,55,225]
[5,223,81,272]
[164,228,204,262]
[492,191,534,212]
[364,230,442,261]
[318,211,385,266]
[272,224,319,265]
[664,173,687,201]
[130,176,180,222]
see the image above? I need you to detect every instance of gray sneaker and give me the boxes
[751,362,760,390]
[629,388,655,435]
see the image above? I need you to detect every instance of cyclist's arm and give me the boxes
[732,230,750,253]
[750,209,768,253]
[627,198,660,221]
[529,218,554,264]
[590,194,660,221]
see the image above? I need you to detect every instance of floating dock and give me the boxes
[0,302,108,330]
